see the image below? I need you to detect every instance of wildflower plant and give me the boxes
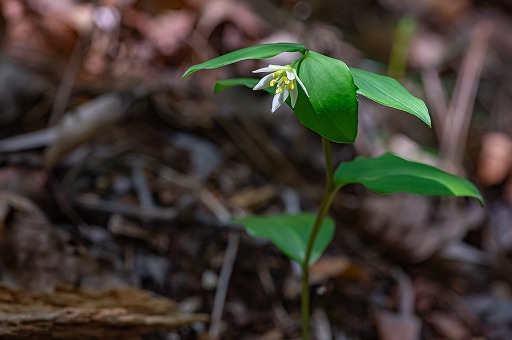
[182,42,483,339]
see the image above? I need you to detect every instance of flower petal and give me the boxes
[286,69,295,80]
[293,69,309,96]
[289,86,298,107]
[253,74,274,90]
[271,89,289,112]
[253,64,285,73]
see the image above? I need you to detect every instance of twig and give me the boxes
[115,155,231,225]
[311,308,332,340]
[258,266,292,326]
[208,232,240,339]
[215,116,277,179]
[421,68,449,140]
[48,33,89,126]
[130,160,155,208]
[0,128,58,153]
[48,172,88,228]
[155,162,231,224]
[233,108,306,186]
[394,268,414,316]
[197,190,231,224]
[440,22,492,168]
[75,194,179,221]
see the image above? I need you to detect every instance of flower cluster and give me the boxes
[253,64,309,112]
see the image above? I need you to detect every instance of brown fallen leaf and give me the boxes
[360,194,485,262]
[196,0,270,40]
[379,0,470,26]
[375,271,421,340]
[138,10,196,56]
[229,185,278,210]
[376,310,421,340]
[427,311,470,340]
[258,329,283,340]
[0,190,133,293]
[309,257,367,285]
[477,132,512,186]
[0,166,47,199]
[0,190,80,292]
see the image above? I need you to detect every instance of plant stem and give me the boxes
[301,137,338,339]
[322,137,334,188]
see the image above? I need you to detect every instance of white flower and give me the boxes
[252,64,309,112]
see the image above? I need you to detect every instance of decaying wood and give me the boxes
[0,284,208,339]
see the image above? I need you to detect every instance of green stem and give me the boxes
[301,137,339,339]
[323,137,334,188]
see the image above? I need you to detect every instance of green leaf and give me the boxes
[234,213,335,266]
[334,153,483,204]
[350,67,431,127]
[293,51,358,143]
[182,43,306,78]
[214,78,260,93]
[214,78,275,94]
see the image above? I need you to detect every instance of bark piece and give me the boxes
[0,284,208,338]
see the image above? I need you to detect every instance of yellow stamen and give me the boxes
[270,80,276,86]
[287,82,294,90]
[276,87,283,94]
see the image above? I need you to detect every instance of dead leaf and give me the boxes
[139,10,196,55]
[376,311,421,340]
[427,311,470,340]
[477,132,512,186]
[379,0,470,26]
[229,185,278,210]
[259,329,283,340]
[361,194,485,262]
[25,0,94,33]
[309,257,367,285]
[466,295,512,339]
[410,32,446,68]
[0,191,80,292]
[197,0,270,39]
[375,270,421,340]
[0,166,47,198]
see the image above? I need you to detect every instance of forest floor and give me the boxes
[1,0,512,339]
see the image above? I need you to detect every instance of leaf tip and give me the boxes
[181,68,193,79]
[474,192,485,207]
[420,103,432,127]
[424,115,432,127]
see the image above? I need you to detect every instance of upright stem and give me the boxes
[323,137,334,188]
[301,137,338,339]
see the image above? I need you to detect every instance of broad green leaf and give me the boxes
[235,213,335,266]
[214,78,275,94]
[182,43,306,78]
[334,153,483,204]
[350,67,431,127]
[293,51,358,143]
[214,78,259,93]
